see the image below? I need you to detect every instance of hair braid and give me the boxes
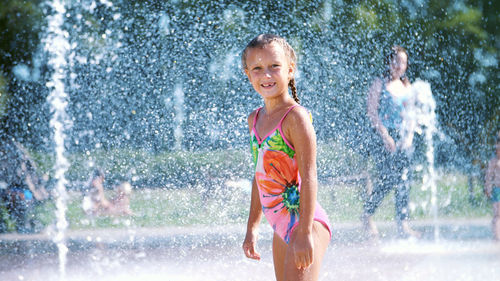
[289,78,300,104]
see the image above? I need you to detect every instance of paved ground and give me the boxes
[1,218,499,281]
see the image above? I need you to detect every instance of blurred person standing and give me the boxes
[362,46,420,239]
[485,130,500,241]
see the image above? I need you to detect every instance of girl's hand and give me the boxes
[292,231,314,270]
[242,231,261,260]
[485,186,492,199]
[383,134,396,153]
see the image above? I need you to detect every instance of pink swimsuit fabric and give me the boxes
[250,105,332,243]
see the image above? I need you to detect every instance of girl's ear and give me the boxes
[288,61,296,80]
[245,68,252,81]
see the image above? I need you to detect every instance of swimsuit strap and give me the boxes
[252,105,299,137]
[277,105,299,131]
[277,105,299,150]
[252,107,263,133]
[252,105,300,147]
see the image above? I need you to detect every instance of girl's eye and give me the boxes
[272,64,281,68]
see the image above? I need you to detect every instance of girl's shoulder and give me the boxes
[490,157,500,166]
[289,105,311,118]
[281,105,315,147]
[247,107,262,128]
[283,105,313,128]
[371,77,384,89]
[248,107,261,119]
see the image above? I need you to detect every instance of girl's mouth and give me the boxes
[261,82,276,88]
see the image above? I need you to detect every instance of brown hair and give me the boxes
[241,34,300,104]
[384,45,410,86]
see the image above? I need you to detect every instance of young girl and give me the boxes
[485,131,500,241]
[241,34,331,281]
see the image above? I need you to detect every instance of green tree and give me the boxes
[0,0,43,118]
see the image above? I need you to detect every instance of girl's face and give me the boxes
[390,51,408,79]
[244,42,295,100]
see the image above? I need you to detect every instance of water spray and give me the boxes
[43,0,71,279]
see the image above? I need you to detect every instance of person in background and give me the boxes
[83,169,134,217]
[362,45,420,239]
[0,139,49,233]
[83,169,111,215]
[485,130,500,241]
[109,181,133,216]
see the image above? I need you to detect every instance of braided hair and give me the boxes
[241,34,300,104]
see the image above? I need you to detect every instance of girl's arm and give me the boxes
[485,159,494,198]
[242,111,262,260]
[367,78,396,152]
[242,177,262,260]
[284,106,318,269]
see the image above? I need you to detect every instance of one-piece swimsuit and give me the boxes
[250,105,332,243]
[492,186,500,202]
[378,84,411,144]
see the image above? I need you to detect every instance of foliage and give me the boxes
[0,0,43,117]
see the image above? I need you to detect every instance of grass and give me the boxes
[27,170,492,232]
[318,171,491,224]
[35,185,251,230]
[14,142,492,232]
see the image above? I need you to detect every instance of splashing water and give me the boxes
[403,80,439,240]
[43,0,71,279]
[173,84,185,151]
[1,2,498,281]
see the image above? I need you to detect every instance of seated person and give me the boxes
[108,181,133,216]
[82,169,111,215]
[82,169,133,216]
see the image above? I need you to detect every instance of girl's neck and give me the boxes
[262,95,295,115]
[390,75,401,82]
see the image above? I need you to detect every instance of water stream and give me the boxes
[43,0,71,279]
[407,80,439,240]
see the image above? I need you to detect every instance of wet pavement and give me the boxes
[1,219,499,281]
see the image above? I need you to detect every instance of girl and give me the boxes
[241,34,331,281]
[485,131,500,241]
[363,46,420,239]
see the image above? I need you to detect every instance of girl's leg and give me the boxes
[493,202,500,241]
[395,180,421,238]
[364,151,397,215]
[363,152,395,237]
[394,154,420,238]
[273,232,287,281]
[283,221,330,281]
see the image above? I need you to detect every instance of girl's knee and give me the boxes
[493,203,500,217]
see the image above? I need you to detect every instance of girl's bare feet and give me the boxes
[397,220,422,239]
[362,214,379,240]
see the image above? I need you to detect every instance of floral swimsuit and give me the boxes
[250,105,332,243]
